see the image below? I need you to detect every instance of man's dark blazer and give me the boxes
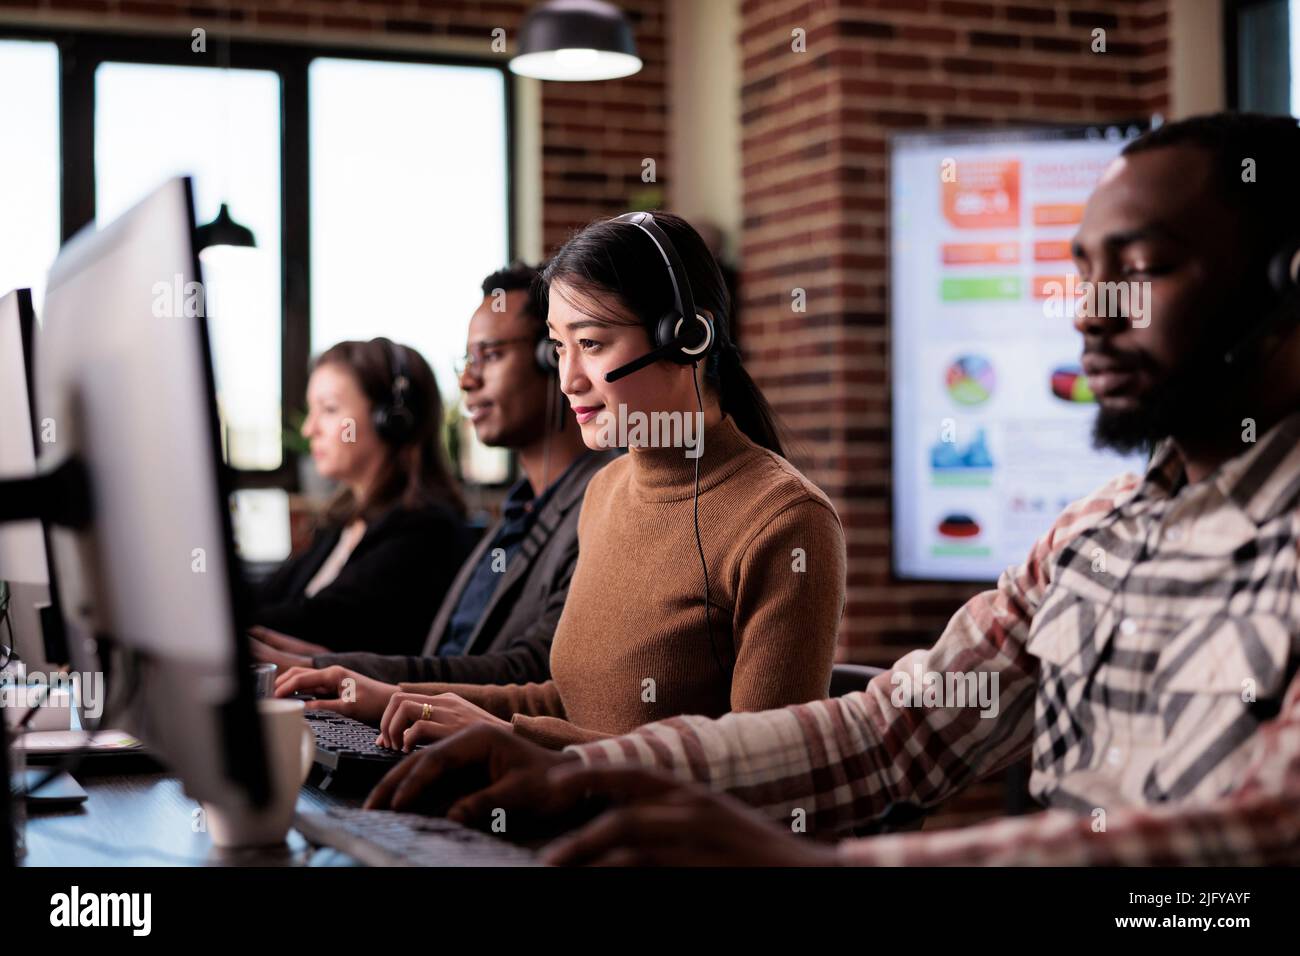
[311,450,619,685]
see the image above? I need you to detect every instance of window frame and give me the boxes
[1,25,518,491]
[1224,0,1294,111]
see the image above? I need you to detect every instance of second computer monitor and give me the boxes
[0,287,69,670]
[0,288,49,587]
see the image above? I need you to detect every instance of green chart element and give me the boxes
[941,277,1021,302]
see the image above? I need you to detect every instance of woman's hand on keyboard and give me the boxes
[364,724,578,831]
[249,626,330,659]
[249,636,310,672]
[375,692,511,751]
[273,665,398,724]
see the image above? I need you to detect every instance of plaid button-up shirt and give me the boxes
[568,412,1300,864]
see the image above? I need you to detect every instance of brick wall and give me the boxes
[0,0,669,253]
[735,0,1171,668]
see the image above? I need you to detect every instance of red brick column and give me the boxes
[736,0,1170,667]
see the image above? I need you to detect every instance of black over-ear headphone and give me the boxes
[603,211,715,383]
[535,325,560,375]
[1223,237,1300,366]
[488,268,558,376]
[534,315,565,434]
[372,337,417,444]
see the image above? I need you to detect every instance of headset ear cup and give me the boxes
[535,335,558,375]
[687,313,714,358]
[373,406,415,445]
[374,338,416,444]
[654,312,714,364]
[372,407,391,442]
[395,407,416,439]
[655,313,682,355]
[1268,238,1300,294]
[666,312,712,360]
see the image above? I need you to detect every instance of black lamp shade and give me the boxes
[195,203,257,251]
[511,0,642,81]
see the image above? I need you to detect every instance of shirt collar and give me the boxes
[504,453,586,520]
[501,476,535,521]
[1136,408,1300,525]
[1214,409,1300,524]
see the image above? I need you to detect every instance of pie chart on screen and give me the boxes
[1050,364,1096,403]
[945,355,995,405]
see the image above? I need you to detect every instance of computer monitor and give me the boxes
[27,177,269,808]
[0,288,68,670]
[0,290,48,587]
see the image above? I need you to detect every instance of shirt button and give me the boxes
[1120,619,1138,636]
[1107,747,1123,766]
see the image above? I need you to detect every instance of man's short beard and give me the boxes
[1092,340,1248,457]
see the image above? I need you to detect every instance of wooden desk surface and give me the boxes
[20,768,365,867]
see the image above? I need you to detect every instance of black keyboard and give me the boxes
[294,806,541,867]
[304,710,406,793]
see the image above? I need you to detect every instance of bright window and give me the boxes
[3,36,515,488]
[310,57,512,483]
[1233,0,1300,114]
[308,57,509,398]
[0,40,60,313]
[96,61,284,471]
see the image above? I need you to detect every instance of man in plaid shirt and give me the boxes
[367,114,1300,866]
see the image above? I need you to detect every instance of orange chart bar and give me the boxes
[941,242,1021,265]
[1032,203,1084,226]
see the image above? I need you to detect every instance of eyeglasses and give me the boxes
[454,336,541,377]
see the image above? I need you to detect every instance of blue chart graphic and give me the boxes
[930,427,993,485]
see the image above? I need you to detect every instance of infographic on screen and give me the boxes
[891,125,1149,581]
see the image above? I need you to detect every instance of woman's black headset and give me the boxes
[535,326,561,375]
[372,337,416,445]
[602,211,715,383]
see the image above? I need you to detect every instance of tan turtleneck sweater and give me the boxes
[400,413,846,748]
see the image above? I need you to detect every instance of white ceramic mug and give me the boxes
[201,697,315,849]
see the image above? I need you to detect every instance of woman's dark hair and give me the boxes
[312,339,465,524]
[540,212,787,457]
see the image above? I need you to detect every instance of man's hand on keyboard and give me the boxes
[273,664,398,724]
[539,766,838,867]
[364,725,580,833]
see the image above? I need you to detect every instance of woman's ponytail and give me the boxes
[710,341,786,459]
